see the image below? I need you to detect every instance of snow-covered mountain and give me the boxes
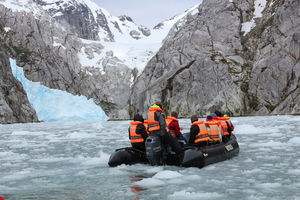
[1,0,201,73]
[0,0,200,122]
[1,0,299,123]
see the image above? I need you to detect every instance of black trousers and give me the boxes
[131,142,145,152]
[162,133,183,155]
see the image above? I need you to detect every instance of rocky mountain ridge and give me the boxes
[0,0,198,123]
[130,0,300,118]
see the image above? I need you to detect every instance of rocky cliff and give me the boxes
[130,0,300,117]
[0,41,38,123]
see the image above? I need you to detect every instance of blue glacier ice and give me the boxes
[9,59,108,122]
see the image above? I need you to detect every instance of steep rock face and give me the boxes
[0,42,38,123]
[38,0,101,41]
[245,0,300,114]
[131,0,246,117]
[0,5,132,119]
[130,0,300,117]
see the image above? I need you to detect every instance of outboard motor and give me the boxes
[145,135,164,165]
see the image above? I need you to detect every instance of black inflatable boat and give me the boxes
[108,134,239,168]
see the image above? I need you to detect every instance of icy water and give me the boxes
[0,116,300,200]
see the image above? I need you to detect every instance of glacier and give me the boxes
[9,59,108,122]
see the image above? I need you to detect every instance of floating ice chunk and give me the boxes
[249,140,285,148]
[81,157,106,166]
[66,131,97,139]
[183,175,201,181]
[31,157,71,163]
[0,151,17,159]
[11,131,48,136]
[242,168,263,175]
[168,190,222,199]
[287,169,300,175]
[235,124,267,135]
[244,158,254,163]
[145,166,164,174]
[247,194,264,200]
[71,151,110,167]
[134,178,165,188]
[2,169,33,182]
[0,185,13,191]
[152,170,183,179]
[287,137,300,144]
[256,182,282,189]
[98,150,111,165]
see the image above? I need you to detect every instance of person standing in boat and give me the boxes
[147,102,183,154]
[129,114,148,152]
[166,111,187,144]
[189,115,210,147]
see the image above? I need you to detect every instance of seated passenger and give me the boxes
[205,121,222,144]
[213,110,233,142]
[189,115,210,147]
[224,114,234,132]
[206,115,213,122]
[129,114,148,152]
[166,111,187,144]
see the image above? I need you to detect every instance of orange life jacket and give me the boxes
[129,121,144,143]
[166,116,177,137]
[191,120,210,143]
[215,117,230,136]
[205,121,221,142]
[225,117,234,131]
[143,120,149,134]
[147,107,164,132]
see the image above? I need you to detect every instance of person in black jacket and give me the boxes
[129,114,148,151]
[189,115,208,147]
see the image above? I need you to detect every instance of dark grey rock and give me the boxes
[0,42,38,123]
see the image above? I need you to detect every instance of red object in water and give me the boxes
[0,196,5,200]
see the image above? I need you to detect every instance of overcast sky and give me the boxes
[93,0,201,28]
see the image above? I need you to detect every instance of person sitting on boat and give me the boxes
[166,111,187,144]
[205,119,222,144]
[206,115,213,122]
[147,101,183,155]
[224,114,234,132]
[129,114,148,152]
[213,110,234,142]
[189,115,210,147]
